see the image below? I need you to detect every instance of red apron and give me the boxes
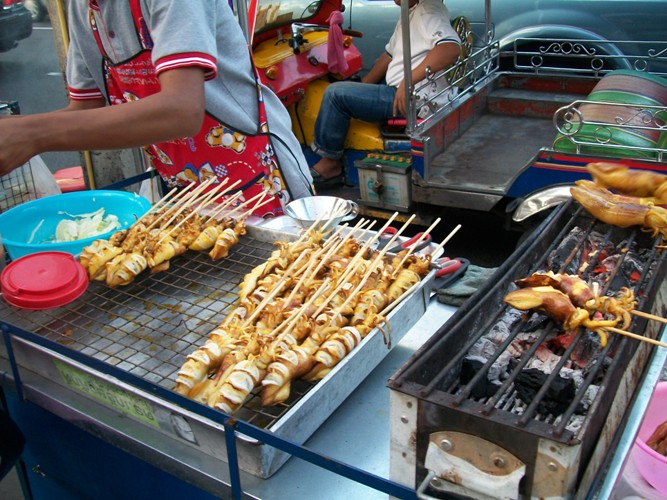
[88,0,288,216]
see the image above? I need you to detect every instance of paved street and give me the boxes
[0,20,79,173]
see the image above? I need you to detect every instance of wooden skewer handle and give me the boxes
[607,327,667,348]
[631,309,667,324]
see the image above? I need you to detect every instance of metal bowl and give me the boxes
[284,196,359,231]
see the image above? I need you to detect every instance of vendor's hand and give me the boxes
[0,115,38,177]
[393,81,407,117]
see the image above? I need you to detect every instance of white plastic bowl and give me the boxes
[0,190,151,259]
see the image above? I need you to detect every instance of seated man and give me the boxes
[310,0,462,187]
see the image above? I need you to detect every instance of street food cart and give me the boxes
[2,0,667,497]
[1,188,667,498]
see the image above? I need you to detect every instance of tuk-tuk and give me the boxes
[242,0,667,231]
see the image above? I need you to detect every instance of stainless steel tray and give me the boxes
[1,223,434,478]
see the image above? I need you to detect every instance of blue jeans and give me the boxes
[311,81,397,160]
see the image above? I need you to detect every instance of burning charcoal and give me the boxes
[547,227,586,273]
[461,357,502,399]
[470,309,522,358]
[514,368,575,416]
[607,252,645,290]
[526,344,562,373]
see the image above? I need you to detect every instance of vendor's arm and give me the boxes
[0,67,205,176]
[394,41,459,116]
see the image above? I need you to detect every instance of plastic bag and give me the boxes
[27,155,61,198]
[0,155,61,212]
[139,166,163,204]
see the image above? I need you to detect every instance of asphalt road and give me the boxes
[0,20,79,173]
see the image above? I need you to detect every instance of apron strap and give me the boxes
[129,0,154,50]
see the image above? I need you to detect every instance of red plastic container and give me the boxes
[1,251,88,310]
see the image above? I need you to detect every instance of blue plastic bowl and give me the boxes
[0,190,151,260]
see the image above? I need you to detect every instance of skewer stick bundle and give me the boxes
[157,177,218,230]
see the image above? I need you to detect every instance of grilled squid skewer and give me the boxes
[504,285,636,347]
[570,183,667,238]
[80,239,123,281]
[304,325,372,382]
[587,162,667,201]
[105,253,148,288]
[188,224,223,251]
[209,222,247,261]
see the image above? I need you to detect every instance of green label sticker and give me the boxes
[55,360,158,427]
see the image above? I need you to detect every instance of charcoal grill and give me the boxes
[388,199,667,499]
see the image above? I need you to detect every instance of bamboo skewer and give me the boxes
[223,189,269,220]
[205,190,244,221]
[431,223,463,257]
[134,186,179,225]
[606,326,667,348]
[630,309,667,324]
[392,217,441,276]
[155,181,233,244]
[143,177,214,233]
[240,250,312,328]
[157,177,219,231]
[133,183,195,230]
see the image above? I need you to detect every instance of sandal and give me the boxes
[310,168,345,189]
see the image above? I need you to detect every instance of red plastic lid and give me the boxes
[1,251,89,310]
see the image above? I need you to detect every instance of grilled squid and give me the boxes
[504,286,590,332]
[105,252,148,288]
[212,356,266,414]
[261,344,317,407]
[173,326,241,395]
[304,325,372,382]
[515,271,596,308]
[80,239,123,281]
[209,222,247,261]
[587,162,667,201]
[188,224,223,251]
[146,236,187,269]
[570,182,667,238]
[387,268,421,302]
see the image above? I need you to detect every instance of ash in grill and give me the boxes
[389,200,667,499]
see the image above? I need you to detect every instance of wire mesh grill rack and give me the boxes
[0,235,319,429]
[0,160,37,214]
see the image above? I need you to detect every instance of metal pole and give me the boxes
[400,0,414,133]
[485,0,492,44]
[49,0,98,189]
